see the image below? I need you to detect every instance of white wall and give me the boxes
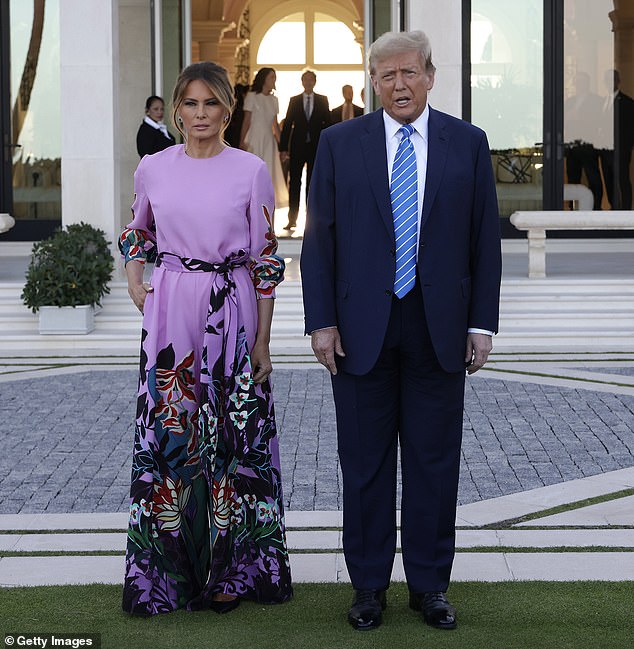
[60,0,120,247]
[408,0,463,118]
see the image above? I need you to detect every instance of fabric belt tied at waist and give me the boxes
[156,250,250,382]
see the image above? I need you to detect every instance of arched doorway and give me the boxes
[250,4,365,118]
[191,1,365,115]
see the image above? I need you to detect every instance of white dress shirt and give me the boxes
[383,106,428,244]
[303,92,313,119]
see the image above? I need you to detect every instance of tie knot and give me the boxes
[399,124,414,139]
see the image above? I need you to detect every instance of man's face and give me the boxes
[371,50,434,124]
[302,73,316,93]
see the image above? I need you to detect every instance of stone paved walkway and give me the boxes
[1,366,633,514]
[1,239,634,586]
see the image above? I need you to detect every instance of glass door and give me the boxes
[563,0,633,211]
[468,0,634,235]
[470,0,544,236]
[0,0,61,241]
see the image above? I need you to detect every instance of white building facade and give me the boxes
[0,0,632,250]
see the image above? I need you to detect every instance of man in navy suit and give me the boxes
[330,85,364,123]
[301,31,501,632]
[279,70,330,230]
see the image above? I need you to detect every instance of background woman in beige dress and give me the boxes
[240,67,289,208]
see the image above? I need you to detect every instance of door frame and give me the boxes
[543,0,564,210]
[0,0,14,216]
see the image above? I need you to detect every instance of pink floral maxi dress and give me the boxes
[118,145,292,616]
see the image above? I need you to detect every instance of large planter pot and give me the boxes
[38,305,95,335]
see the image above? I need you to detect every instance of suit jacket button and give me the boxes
[385,289,392,296]
[389,249,395,256]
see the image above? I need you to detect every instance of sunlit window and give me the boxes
[314,13,362,64]
[257,13,305,64]
[471,18,493,64]
[255,10,365,120]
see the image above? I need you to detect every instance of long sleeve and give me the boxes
[118,159,157,265]
[247,161,285,298]
[469,132,502,332]
[300,130,337,333]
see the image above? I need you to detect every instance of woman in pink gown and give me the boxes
[119,62,292,616]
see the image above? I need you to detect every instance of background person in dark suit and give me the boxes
[598,69,634,210]
[136,95,176,158]
[301,30,501,632]
[564,72,604,210]
[279,70,330,230]
[224,83,249,149]
[330,84,364,123]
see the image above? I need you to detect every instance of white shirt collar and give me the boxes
[144,116,161,130]
[382,104,430,143]
[144,116,170,138]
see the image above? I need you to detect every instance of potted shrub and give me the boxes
[21,222,114,334]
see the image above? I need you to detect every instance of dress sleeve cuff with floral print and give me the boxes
[250,254,285,298]
[119,228,157,265]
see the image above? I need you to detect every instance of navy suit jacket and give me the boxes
[330,103,364,123]
[279,93,330,153]
[301,107,502,375]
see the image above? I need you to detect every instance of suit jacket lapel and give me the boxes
[361,110,394,241]
[421,107,449,231]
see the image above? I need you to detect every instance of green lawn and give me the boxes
[2,582,633,649]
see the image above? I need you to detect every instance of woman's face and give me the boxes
[177,79,227,144]
[263,71,276,94]
[146,100,164,122]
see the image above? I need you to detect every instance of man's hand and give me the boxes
[465,332,492,375]
[279,151,289,163]
[311,327,345,375]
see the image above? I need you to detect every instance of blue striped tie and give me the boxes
[391,124,418,299]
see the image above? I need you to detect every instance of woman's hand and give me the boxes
[128,282,153,313]
[125,260,152,313]
[251,339,272,384]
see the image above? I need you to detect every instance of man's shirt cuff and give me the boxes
[468,328,494,336]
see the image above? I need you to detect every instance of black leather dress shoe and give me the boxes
[208,597,240,614]
[348,589,386,630]
[409,591,457,630]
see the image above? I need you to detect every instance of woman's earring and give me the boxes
[224,115,229,122]
[177,115,183,123]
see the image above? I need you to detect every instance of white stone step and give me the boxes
[3,552,634,586]
[2,274,633,353]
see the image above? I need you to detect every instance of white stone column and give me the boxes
[60,0,120,248]
[408,0,462,118]
[118,1,152,235]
